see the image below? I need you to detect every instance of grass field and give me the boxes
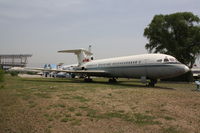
[0,75,200,133]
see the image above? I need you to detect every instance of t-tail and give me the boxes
[58,47,93,67]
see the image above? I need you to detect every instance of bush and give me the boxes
[0,69,5,82]
[10,71,19,76]
[27,71,37,75]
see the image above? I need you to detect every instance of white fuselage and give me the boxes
[83,54,189,79]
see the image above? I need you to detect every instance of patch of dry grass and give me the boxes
[0,75,199,133]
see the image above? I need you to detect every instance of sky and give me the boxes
[0,0,200,67]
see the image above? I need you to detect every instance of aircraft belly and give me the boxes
[87,64,184,79]
[146,64,181,79]
[110,66,146,78]
[147,67,165,78]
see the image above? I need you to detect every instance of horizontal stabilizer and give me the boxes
[58,49,93,55]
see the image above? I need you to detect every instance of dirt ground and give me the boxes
[0,75,200,133]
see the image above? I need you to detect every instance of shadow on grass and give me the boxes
[21,78,175,90]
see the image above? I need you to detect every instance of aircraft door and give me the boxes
[144,59,149,78]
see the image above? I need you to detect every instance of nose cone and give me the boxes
[173,64,190,77]
[183,65,190,73]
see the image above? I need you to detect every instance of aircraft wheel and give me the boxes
[108,78,117,83]
[148,79,157,87]
[84,78,93,82]
[71,74,75,78]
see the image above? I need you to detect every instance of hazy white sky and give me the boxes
[0,0,199,67]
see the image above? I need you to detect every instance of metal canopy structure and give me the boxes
[0,54,32,69]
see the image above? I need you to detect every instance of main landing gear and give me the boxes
[84,77,93,82]
[148,79,157,87]
[108,78,117,83]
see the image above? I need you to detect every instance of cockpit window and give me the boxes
[169,58,175,62]
[164,58,169,62]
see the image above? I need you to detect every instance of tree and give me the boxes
[144,12,200,68]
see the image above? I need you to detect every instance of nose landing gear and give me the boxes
[148,79,157,87]
[84,77,93,82]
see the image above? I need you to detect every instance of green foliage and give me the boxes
[70,119,81,126]
[28,101,37,108]
[0,85,4,89]
[75,112,82,116]
[163,116,175,121]
[133,113,160,125]
[10,71,19,76]
[86,108,97,118]
[34,92,51,98]
[144,12,200,67]
[60,117,70,122]
[44,114,54,121]
[72,96,89,102]
[0,69,4,82]
[26,71,37,75]
[60,116,74,123]
[68,107,75,112]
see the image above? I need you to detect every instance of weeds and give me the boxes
[0,69,4,82]
[60,117,75,123]
[162,126,181,133]
[85,110,160,126]
[86,109,97,118]
[10,71,19,76]
[44,114,54,121]
[75,112,82,116]
[68,107,75,112]
[28,101,37,108]
[35,92,51,98]
[134,113,160,125]
[57,104,65,108]
[71,119,81,126]
[0,85,4,89]
[60,117,70,122]
[72,96,89,102]
[163,116,175,121]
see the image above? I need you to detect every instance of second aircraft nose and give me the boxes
[183,65,190,73]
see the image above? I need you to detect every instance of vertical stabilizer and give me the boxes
[88,45,92,53]
[58,48,93,66]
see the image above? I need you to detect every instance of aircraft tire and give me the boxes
[84,78,93,82]
[108,78,117,83]
[148,79,157,87]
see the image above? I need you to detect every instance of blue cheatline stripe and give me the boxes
[86,63,177,70]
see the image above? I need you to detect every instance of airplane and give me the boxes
[40,63,78,78]
[33,46,93,78]
[56,64,77,78]
[191,67,200,79]
[42,64,58,77]
[34,47,189,87]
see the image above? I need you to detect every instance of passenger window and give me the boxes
[157,59,162,62]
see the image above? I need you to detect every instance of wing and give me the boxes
[26,67,111,77]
